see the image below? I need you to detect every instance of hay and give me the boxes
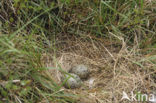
[43,35,156,103]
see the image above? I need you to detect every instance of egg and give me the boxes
[62,73,82,89]
[69,64,89,79]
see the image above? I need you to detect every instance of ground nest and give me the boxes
[42,35,156,103]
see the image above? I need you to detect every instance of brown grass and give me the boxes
[42,34,156,103]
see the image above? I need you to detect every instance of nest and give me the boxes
[42,35,156,103]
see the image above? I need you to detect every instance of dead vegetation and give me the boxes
[41,34,156,103]
[0,0,156,102]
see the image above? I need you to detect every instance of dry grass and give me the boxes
[42,34,156,103]
[0,0,156,102]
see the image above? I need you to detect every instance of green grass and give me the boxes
[0,0,156,102]
[0,32,76,102]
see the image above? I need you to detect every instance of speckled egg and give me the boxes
[62,73,82,89]
[69,64,89,79]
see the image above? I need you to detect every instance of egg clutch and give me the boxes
[62,64,89,89]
